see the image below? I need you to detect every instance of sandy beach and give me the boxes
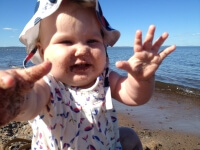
[116,89,200,150]
[1,90,200,150]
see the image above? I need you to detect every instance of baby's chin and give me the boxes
[68,76,97,89]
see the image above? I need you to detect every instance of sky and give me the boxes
[0,0,199,47]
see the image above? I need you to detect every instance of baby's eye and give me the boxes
[87,39,98,44]
[61,40,73,45]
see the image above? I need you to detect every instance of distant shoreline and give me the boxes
[0,46,200,48]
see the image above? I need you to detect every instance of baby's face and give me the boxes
[38,1,107,88]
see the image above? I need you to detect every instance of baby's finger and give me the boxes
[116,61,132,73]
[134,30,143,52]
[143,25,156,50]
[152,32,169,52]
[20,61,52,83]
[159,45,176,61]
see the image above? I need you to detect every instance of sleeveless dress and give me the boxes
[29,68,122,150]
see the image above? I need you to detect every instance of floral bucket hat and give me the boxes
[19,0,120,66]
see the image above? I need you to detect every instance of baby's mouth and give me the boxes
[70,63,92,73]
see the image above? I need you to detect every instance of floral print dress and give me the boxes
[29,68,122,150]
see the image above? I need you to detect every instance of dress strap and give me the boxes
[104,67,110,87]
[103,68,113,110]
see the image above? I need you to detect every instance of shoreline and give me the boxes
[1,90,200,149]
[116,89,200,149]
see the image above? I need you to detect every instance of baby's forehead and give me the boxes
[40,2,102,38]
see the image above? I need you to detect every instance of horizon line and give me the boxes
[0,45,200,48]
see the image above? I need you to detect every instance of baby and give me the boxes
[0,0,176,149]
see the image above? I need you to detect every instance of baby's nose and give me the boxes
[74,44,90,57]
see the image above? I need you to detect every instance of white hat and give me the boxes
[19,0,120,66]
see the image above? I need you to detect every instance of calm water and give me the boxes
[0,46,200,97]
[107,46,200,97]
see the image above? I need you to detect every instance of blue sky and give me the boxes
[0,0,199,47]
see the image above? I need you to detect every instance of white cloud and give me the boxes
[192,33,200,36]
[2,27,18,31]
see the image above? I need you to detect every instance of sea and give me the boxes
[0,46,200,98]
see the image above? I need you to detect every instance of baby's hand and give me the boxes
[116,25,176,80]
[0,61,51,126]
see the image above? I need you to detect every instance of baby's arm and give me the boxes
[0,61,51,126]
[110,25,176,106]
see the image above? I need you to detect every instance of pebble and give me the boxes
[0,121,32,149]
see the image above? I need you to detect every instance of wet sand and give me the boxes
[116,90,200,149]
[1,90,200,149]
